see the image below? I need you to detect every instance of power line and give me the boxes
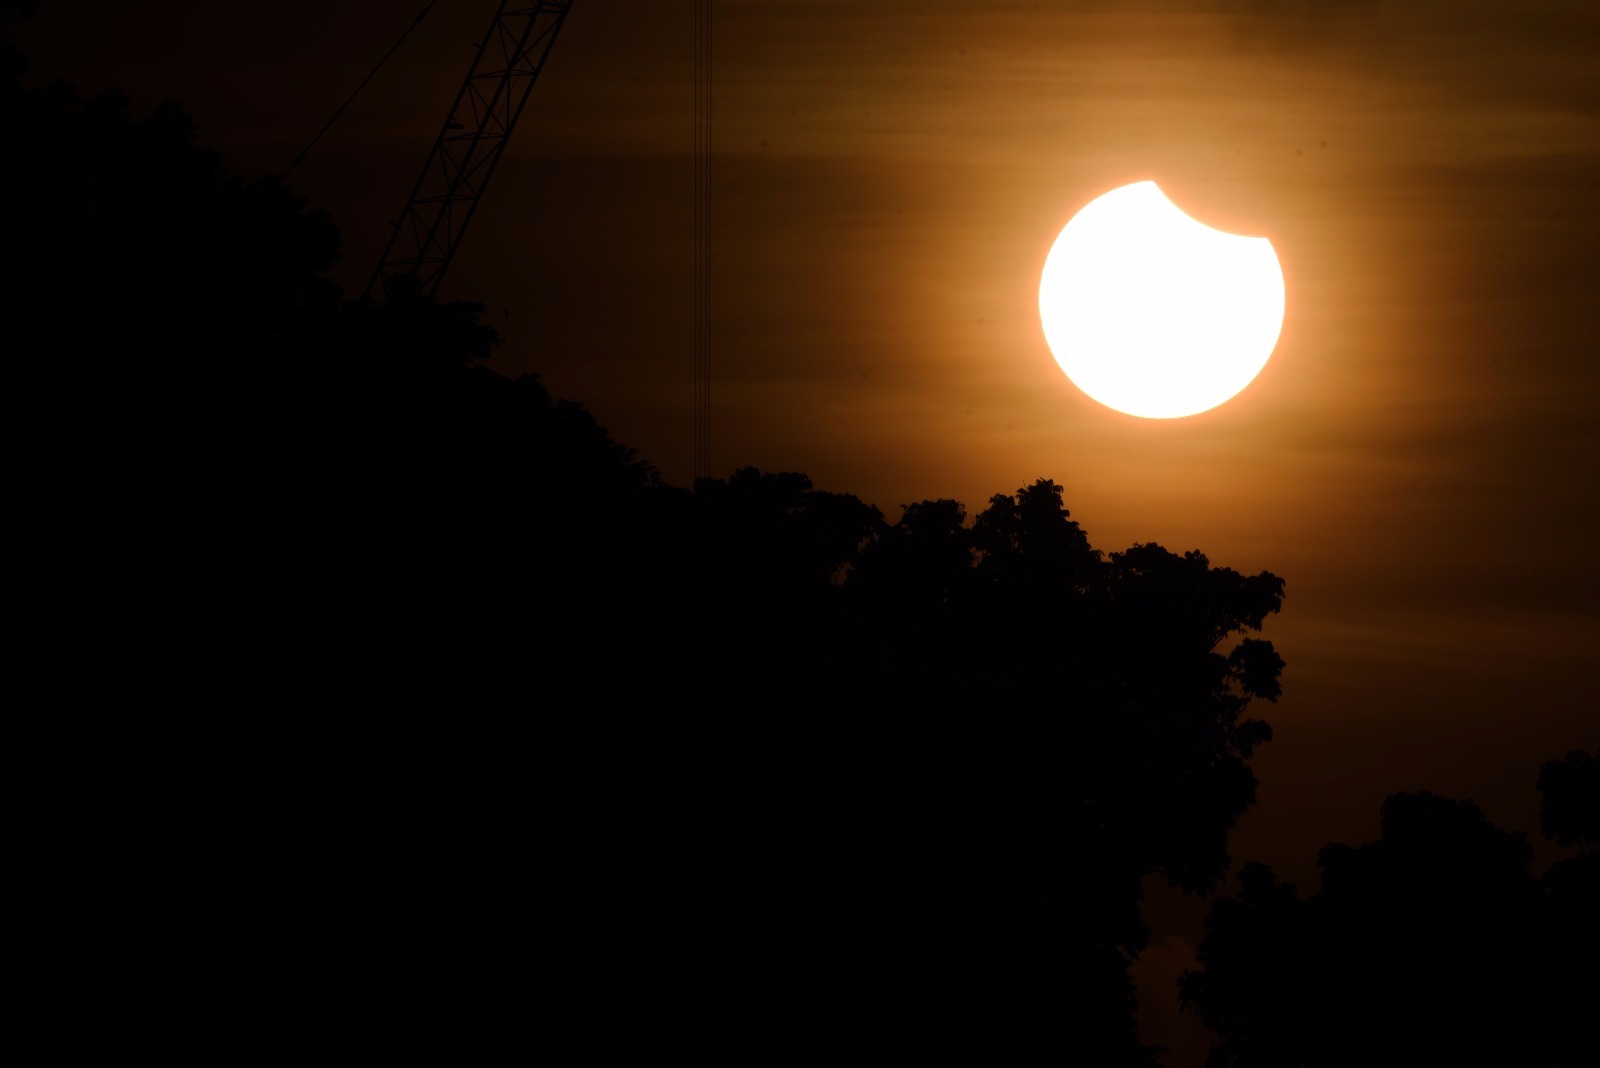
[694,0,712,482]
[285,2,440,178]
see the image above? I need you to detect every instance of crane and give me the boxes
[351,0,712,480]
[367,1,574,299]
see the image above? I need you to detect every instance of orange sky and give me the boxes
[19,2,1597,1061]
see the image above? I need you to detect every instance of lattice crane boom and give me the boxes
[368,1,574,298]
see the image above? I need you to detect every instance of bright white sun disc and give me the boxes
[1038,181,1284,419]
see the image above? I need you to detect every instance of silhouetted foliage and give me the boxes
[1538,747,1598,854]
[10,48,1302,1065]
[7,80,341,371]
[1181,767,1600,1067]
[1534,747,1600,1068]
[664,476,1280,1063]
[422,465,1285,1064]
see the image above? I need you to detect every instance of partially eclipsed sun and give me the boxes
[1039,181,1285,419]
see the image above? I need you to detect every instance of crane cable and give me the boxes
[694,0,712,482]
[285,1,440,177]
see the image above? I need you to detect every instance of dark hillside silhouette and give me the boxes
[7,37,1301,1064]
[1180,750,1599,1067]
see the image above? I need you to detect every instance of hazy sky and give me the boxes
[18,1,1596,1060]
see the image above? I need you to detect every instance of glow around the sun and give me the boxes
[1038,181,1285,419]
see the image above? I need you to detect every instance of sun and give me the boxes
[1038,181,1285,419]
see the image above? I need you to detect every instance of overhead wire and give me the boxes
[694,0,713,482]
[285,2,440,177]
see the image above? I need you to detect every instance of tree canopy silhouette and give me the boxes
[1180,751,1599,1067]
[535,473,1288,1064]
[1538,748,1598,854]
[6,42,1302,1065]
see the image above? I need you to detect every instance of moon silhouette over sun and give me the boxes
[1038,181,1285,419]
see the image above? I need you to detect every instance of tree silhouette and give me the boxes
[784,478,1286,1063]
[1181,755,1600,1067]
[1538,748,1598,854]
[7,79,341,373]
[6,42,1305,1062]
[1535,747,1599,1068]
